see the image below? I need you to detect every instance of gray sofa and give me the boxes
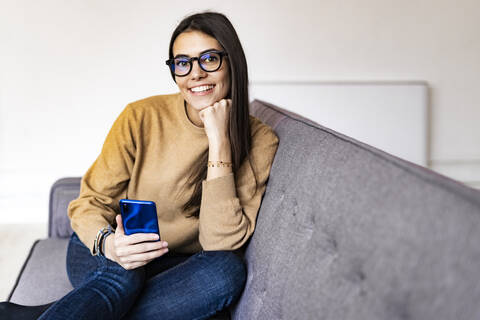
[8,99,480,319]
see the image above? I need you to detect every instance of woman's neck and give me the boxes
[184,102,204,128]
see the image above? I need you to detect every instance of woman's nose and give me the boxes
[190,60,207,80]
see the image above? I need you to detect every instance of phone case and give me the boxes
[119,199,160,237]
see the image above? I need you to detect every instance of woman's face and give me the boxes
[172,30,231,113]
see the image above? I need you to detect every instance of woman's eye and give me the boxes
[203,55,218,63]
[175,60,188,67]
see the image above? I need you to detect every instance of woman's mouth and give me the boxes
[189,84,215,96]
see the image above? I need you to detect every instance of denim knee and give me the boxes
[66,232,146,293]
[39,255,146,320]
[90,260,145,317]
[97,256,146,290]
[199,251,247,303]
[119,250,246,320]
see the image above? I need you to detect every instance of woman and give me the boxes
[3,11,279,320]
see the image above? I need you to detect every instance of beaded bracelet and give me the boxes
[207,160,232,168]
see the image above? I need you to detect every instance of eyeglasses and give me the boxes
[165,50,228,77]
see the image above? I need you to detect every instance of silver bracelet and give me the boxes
[93,225,114,257]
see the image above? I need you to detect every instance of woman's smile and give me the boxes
[189,84,216,96]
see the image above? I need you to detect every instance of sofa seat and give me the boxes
[9,238,72,305]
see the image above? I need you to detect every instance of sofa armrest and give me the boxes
[48,177,81,238]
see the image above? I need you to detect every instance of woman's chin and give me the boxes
[188,98,216,110]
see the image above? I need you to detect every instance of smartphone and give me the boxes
[119,199,161,239]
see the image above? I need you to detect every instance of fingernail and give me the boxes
[163,241,168,247]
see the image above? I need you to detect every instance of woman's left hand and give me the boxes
[199,98,232,144]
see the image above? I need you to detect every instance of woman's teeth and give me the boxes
[191,85,214,92]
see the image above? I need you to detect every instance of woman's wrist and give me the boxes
[208,139,231,161]
[208,136,230,150]
[104,234,116,261]
[207,139,232,181]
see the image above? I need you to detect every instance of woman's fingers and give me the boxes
[118,240,167,255]
[119,247,169,264]
[211,98,230,110]
[122,261,147,270]
[114,236,168,265]
[119,232,160,246]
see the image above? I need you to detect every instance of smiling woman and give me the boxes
[0,11,279,320]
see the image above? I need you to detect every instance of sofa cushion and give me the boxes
[8,238,73,305]
[231,99,480,320]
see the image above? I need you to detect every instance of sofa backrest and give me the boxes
[230,99,480,320]
[49,178,80,238]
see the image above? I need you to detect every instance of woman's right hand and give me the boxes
[104,214,169,270]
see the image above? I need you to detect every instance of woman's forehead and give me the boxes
[172,30,222,57]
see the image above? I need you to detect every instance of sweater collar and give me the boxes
[176,92,206,136]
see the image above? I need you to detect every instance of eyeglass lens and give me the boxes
[173,52,222,76]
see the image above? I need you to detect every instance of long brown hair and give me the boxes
[169,12,257,218]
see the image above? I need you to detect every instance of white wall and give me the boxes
[1,0,479,223]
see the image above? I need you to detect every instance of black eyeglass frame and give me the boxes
[165,50,228,77]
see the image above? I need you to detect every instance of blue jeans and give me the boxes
[38,232,246,320]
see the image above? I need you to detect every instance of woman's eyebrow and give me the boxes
[173,48,221,59]
[199,48,220,54]
[173,54,189,59]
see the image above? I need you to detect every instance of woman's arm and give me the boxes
[198,124,279,251]
[199,98,233,182]
[196,98,279,251]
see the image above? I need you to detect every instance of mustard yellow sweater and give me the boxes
[67,93,279,255]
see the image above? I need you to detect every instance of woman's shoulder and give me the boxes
[248,115,279,145]
[115,93,182,128]
[237,115,279,189]
[126,92,182,112]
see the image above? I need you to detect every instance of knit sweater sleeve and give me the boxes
[67,104,137,255]
[198,124,279,251]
